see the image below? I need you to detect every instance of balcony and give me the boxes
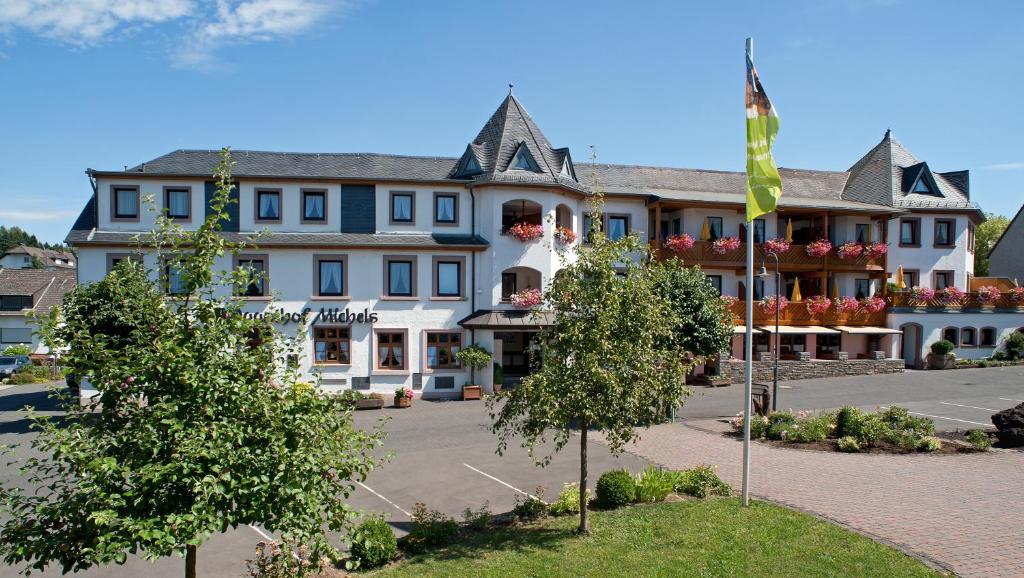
[889,292,1024,310]
[653,241,884,271]
[727,300,887,327]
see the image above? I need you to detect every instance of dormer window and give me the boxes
[912,178,932,194]
[560,160,573,178]
[509,144,540,172]
[463,155,481,174]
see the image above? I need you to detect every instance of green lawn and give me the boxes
[367,499,943,578]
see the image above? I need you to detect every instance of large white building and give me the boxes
[66,92,1024,395]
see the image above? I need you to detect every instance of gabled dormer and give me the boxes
[452,145,483,178]
[508,142,540,172]
[901,162,942,197]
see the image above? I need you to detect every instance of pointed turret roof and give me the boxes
[843,130,976,212]
[450,91,582,190]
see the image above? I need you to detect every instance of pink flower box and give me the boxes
[976,285,1002,303]
[510,288,542,309]
[805,295,832,316]
[1009,287,1024,303]
[836,242,864,260]
[554,226,576,244]
[759,295,789,315]
[508,222,543,242]
[864,242,889,259]
[762,238,790,255]
[909,286,935,304]
[664,234,695,252]
[859,296,886,314]
[836,296,861,313]
[712,236,741,255]
[938,286,966,306]
[805,239,832,258]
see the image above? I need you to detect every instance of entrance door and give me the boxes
[900,323,921,369]
[494,331,538,386]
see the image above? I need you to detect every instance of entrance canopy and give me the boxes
[732,325,764,334]
[832,326,903,335]
[459,309,555,330]
[756,325,840,335]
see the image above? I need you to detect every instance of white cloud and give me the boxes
[172,0,335,69]
[984,162,1024,171]
[0,0,195,45]
[0,208,79,221]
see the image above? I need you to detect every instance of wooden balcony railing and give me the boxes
[653,241,884,271]
[728,300,887,327]
[889,292,1024,310]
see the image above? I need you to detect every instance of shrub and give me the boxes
[5,372,39,385]
[766,420,794,441]
[1004,331,1024,360]
[855,413,889,447]
[888,429,925,452]
[549,483,589,516]
[930,340,955,356]
[2,344,31,356]
[787,415,831,443]
[634,466,676,503]
[461,502,492,530]
[596,469,636,508]
[835,406,864,439]
[837,436,861,452]
[918,436,942,452]
[749,415,771,439]
[349,517,397,569]
[675,465,732,498]
[965,429,992,451]
[246,541,314,578]
[512,488,547,520]
[880,406,933,436]
[402,503,458,554]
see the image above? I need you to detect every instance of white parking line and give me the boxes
[939,401,1000,412]
[356,481,412,517]
[999,398,1024,403]
[880,406,989,427]
[463,463,544,502]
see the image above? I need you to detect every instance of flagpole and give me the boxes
[741,36,754,509]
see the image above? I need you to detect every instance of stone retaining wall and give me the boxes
[719,357,905,383]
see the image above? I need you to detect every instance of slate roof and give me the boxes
[0,268,76,312]
[2,245,75,268]
[458,309,555,329]
[66,230,489,249]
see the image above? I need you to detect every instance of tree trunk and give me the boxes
[185,545,197,578]
[578,417,590,536]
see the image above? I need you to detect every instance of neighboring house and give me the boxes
[0,268,76,355]
[65,91,1023,393]
[987,204,1024,282]
[0,245,76,270]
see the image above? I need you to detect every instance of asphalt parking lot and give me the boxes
[1,366,1021,577]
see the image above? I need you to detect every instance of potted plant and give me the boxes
[761,237,790,255]
[865,242,889,259]
[804,295,832,317]
[908,286,936,305]
[492,363,504,394]
[836,242,864,260]
[976,285,1002,305]
[355,392,385,410]
[664,234,695,253]
[455,344,492,400]
[394,387,413,408]
[711,236,741,255]
[758,295,788,315]
[510,287,542,309]
[554,226,577,245]
[805,239,832,258]
[508,222,544,242]
[926,340,956,370]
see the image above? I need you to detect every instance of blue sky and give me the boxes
[1,0,1021,244]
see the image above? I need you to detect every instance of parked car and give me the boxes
[13,355,30,368]
[0,357,19,379]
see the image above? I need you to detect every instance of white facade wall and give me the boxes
[888,311,1024,365]
[886,213,973,289]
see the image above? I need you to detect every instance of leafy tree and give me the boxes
[0,149,383,578]
[651,260,733,358]
[489,193,694,536]
[974,212,1010,276]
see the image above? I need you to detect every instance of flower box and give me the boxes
[836,297,860,313]
[761,238,790,255]
[976,285,1002,304]
[836,242,864,260]
[664,234,695,252]
[510,288,542,309]
[1009,287,1024,304]
[462,384,482,400]
[859,296,886,314]
[908,286,935,305]
[394,396,411,408]
[711,236,741,255]
[938,286,966,306]
[393,387,413,408]
[864,242,889,259]
[805,239,832,258]
[355,398,384,410]
[508,222,543,242]
[759,295,789,315]
[553,226,576,244]
[805,295,832,316]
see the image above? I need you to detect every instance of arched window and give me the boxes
[942,327,959,345]
[502,200,542,233]
[980,327,997,348]
[501,267,542,301]
[555,204,573,230]
[960,327,976,347]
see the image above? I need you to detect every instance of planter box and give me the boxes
[355,398,385,410]
[926,353,956,370]
[394,396,411,408]
[492,383,502,394]
[462,385,482,400]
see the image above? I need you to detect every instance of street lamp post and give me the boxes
[757,252,780,412]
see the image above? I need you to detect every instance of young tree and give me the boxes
[974,212,1010,276]
[0,149,383,578]
[489,194,695,536]
[651,260,733,358]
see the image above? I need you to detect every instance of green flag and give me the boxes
[745,43,782,222]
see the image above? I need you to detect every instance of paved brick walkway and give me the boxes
[595,420,1024,578]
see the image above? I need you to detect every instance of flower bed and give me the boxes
[804,239,832,258]
[761,238,790,255]
[864,242,888,259]
[711,236,741,255]
[553,226,576,245]
[759,295,788,316]
[976,285,1001,304]
[510,288,542,309]
[804,295,831,317]
[664,234,695,253]
[836,242,863,260]
[507,222,544,242]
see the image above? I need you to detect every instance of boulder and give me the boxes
[991,402,1024,447]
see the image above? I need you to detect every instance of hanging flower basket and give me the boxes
[865,242,889,259]
[508,222,544,242]
[711,236,741,255]
[938,286,966,306]
[976,285,1002,304]
[664,234,695,252]
[805,295,832,316]
[761,238,790,255]
[553,225,576,244]
[836,242,864,260]
[759,295,789,315]
[1008,286,1024,303]
[805,239,832,258]
[510,288,542,309]
[908,286,935,305]
[859,296,887,314]
[836,296,861,313]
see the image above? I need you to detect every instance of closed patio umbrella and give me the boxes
[896,266,906,289]
[831,280,840,300]
[700,217,710,241]
[791,277,802,301]
[785,219,793,242]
